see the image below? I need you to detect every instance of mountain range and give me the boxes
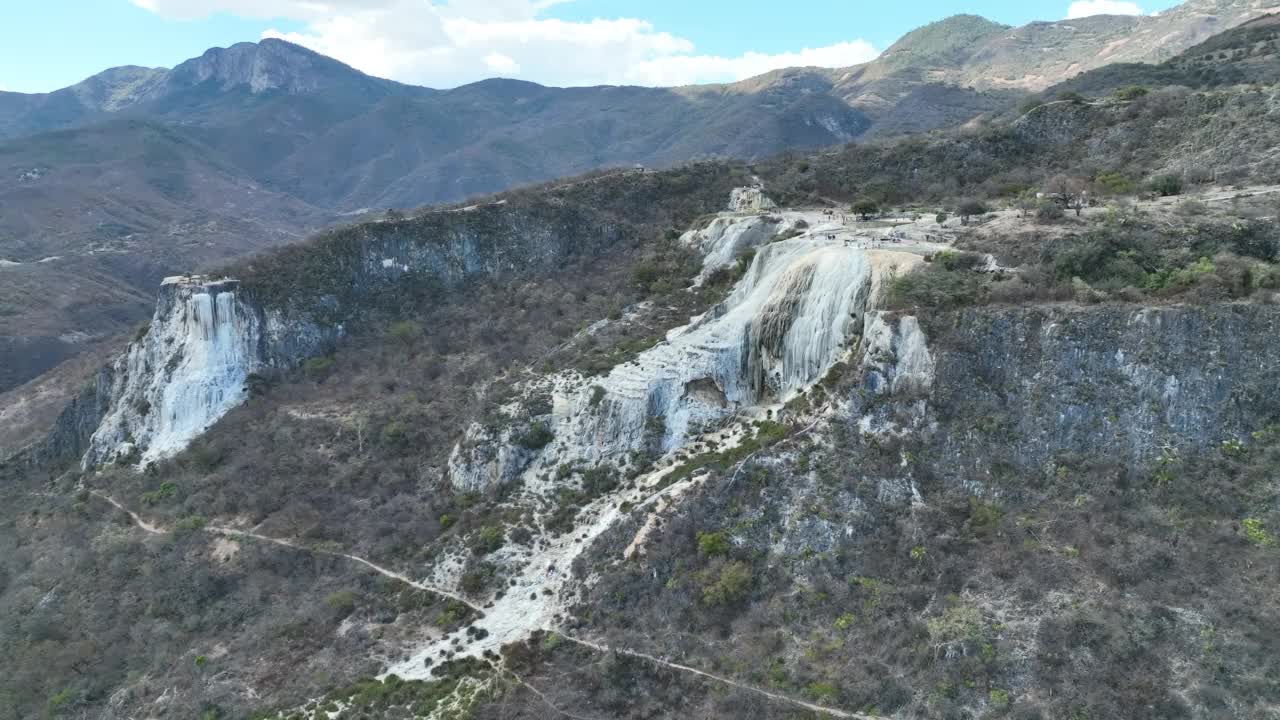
[0,0,1275,450]
[4,8,1280,712]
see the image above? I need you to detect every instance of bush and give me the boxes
[967,497,1004,536]
[933,251,984,272]
[958,199,988,222]
[386,320,422,346]
[696,531,730,557]
[381,421,408,448]
[588,385,606,408]
[470,526,505,555]
[1095,172,1136,195]
[244,372,276,397]
[1242,518,1274,547]
[459,562,497,595]
[516,422,554,450]
[1036,201,1065,223]
[631,262,664,291]
[324,590,357,616]
[174,515,208,534]
[927,601,987,646]
[700,561,753,606]
[141,481,177,506]
[302,356,335,379]
[887,264,984,310]
[1114,86,1149,101]
[1150,175,1183,197]
[580,465,617,496]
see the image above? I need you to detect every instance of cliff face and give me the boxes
[860,303,1280,484]
[81,276,327,467]
[561,298,1280,720]
[31,195,659,470]
[447,212,925,491]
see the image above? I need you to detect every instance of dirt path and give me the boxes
[208,525,482,612]
[90,490,884,719]
[91,490,164,534]
[90,491,483,612]
[504,669,603,720]
[554,633,883,720]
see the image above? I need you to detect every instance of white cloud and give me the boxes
[628,41,879,87]
[1065,1,1144,19]
[483,52,520,76]
[132,0,879,88]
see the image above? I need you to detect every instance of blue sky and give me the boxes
[545,0,1179,56]
[0,0,1183,93]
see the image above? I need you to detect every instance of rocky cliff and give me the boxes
[915,303,1280,480]
[25,175,735,470]
[81,276,329,467]
[5,177,1278,719]
[557,299,1280,720]
[446,209,924,491]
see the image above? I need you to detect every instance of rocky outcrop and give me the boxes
[681,214,792,278]
[860,312,936,397]
[728,187,776,213]
[445,218,926,491]
[448,421,543,494]
[28,197,653,471]
[860,303,1280,486]
[552,238,877,465]
[82,276,334,467]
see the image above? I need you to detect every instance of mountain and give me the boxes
[0,42,874,399]
[1,0,1275,403]
[0,39,418,138]
[825,0,1280,132]
[4,55,1280,718]
[1042,11,1280,96]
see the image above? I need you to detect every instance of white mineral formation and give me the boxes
[681,214,800,278]
[861,312,936,395]
[728,186,776,213]
[551,235,877,468]
[85,276,262,467]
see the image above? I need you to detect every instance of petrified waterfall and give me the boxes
[85,276,262,467]
[556,236,876,465]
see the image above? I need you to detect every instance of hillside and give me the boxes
[826,1,1279,130]
[3,44,1280,718]
[3,0,1274,399]
[1044,12,1280,96]
[0,118,334,398]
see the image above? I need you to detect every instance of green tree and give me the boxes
[1015,190,1038,219]
[701,561,753,606]
[851,198,880,221]
[1150,174,1183,197]
[1114,85,1149,101]
[958,199,988,224]
[696,531,730,557]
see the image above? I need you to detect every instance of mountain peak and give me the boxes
[68,65,168,112]
[164,38,389,95]
[879,14,1009,69]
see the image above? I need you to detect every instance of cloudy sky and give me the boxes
[1,0,1180,93]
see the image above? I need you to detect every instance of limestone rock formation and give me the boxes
[84,276,264,467]
[728,186,777,213]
